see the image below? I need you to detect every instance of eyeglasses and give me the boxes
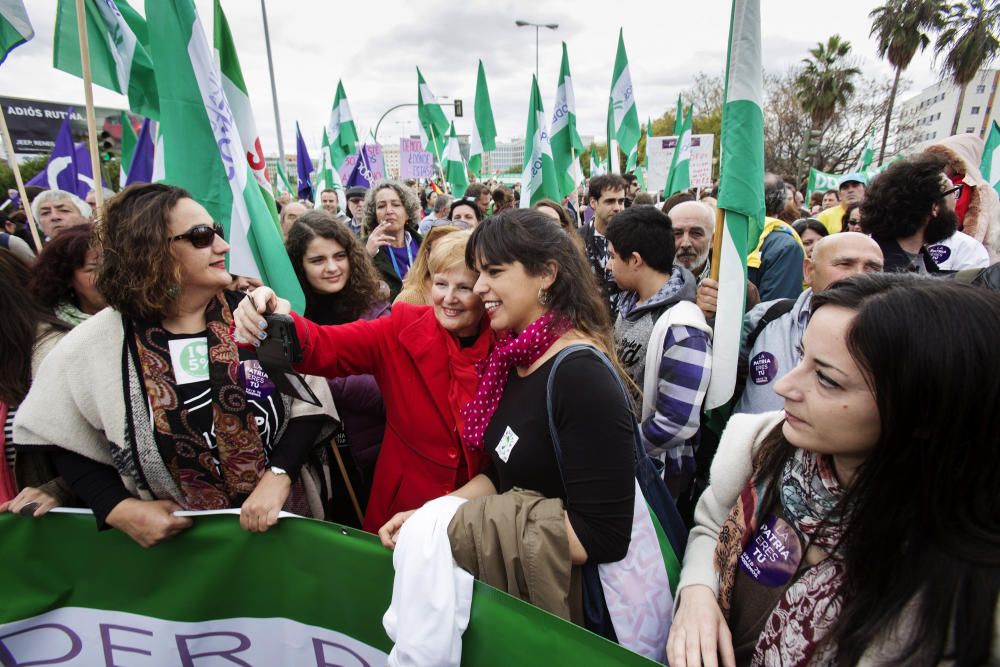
[941,183,963,199]
[169,223,225,248]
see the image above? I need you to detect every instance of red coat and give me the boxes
[292,303,493,532]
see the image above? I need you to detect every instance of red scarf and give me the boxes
[461,310,571,451]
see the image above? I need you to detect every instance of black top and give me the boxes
[482,349,636,564]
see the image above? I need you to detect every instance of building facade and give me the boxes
[894,69,999,153]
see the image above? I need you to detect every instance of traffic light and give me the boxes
[99,130,115,162]
[453,99,463,117]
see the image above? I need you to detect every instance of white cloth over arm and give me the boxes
[383,495,472,667]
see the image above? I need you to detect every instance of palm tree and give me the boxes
[870,0,946,163]
[935,0,1000,135]
[794,36,862,166]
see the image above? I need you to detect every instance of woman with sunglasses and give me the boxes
[14,184,338,547]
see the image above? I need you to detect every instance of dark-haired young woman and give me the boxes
[668,273,999,666]
[28,223,106,326]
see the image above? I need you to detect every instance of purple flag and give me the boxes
[124,118,155,186]
[26,109,78,194]
[345,145,375,189]
[73,142,108,199]
[295,122,314,201]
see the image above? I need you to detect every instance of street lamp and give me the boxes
[515,20,558,82]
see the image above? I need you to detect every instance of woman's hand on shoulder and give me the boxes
[105,498,193,548]
[666,584,735,667]
[233,287,290,346]
[377,509,416,549]
[240,469,292,533]
[0,486,60,517]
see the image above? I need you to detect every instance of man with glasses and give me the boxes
[859,154,959,273]
[926,178,991,270]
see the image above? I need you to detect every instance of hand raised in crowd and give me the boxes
[696,279,719,320]
[377,509,416,549]
[233,286,291,345]
[240,470,292,533]
[0,486,59,517]
[364,221,396,257]
[666,585,736,667]
[105,498,193,548]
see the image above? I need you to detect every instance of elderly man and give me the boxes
[669,200,714,282]
[279,200,309,238]
[735,232,884,414]
[344,186,367,236]
[32,189,91,239]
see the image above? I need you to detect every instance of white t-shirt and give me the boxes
[926,231,990,270]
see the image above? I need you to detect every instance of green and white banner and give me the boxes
[328,80,358,170]
[980,120,1000,197]
[520,75,560,207]
[468,60,497,179]
[0,511,660,666]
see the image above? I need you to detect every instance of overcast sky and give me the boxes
[1,0,946,156]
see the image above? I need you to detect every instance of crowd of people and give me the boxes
[1,128,998,665]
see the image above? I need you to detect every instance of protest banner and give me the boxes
[646,134,715,191]
[339,144,385,184]
[399,137,435,180]
[0,511,659,666]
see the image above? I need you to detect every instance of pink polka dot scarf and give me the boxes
[461,309,572,451]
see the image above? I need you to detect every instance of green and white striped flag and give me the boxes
[855,127,876,172]
[312,127,343,211]
[443,121,469,196]
[328,80,358,169]
[53,0,158,118]
[589,144,605,178]
[0,0,32,65]
[625,142,638,173]
[273,158,293,198]
[705,0,764,410]
[468,60,497,179]
[665,102,693,196]
[551,43,585,198]
[609,29,640,157]
[520,75,560,207]
[213,0,278,228]
[980,120,1000,197]
[146,0,303,311]
[417,67,449,159]
[119,111,136,187]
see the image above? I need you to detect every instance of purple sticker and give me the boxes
[927,244,951,264]
[750,351,778,385]
[239,360,275,401]
[738,514,803,587]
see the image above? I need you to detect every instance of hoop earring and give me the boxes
[538,287,551,306]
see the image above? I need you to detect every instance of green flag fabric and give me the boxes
[0,0,32,65]
[443,121,470,196]
[705,0,764,411]
[589,144,605,178]
[213,0,279,227]
[520,75,560,207]
[53,0,158,118]
[417,67,449,159]
[145,0,303,311]
[119,111,137,187]
[0,511,662,666]
[609,29,640,157]
[468,60,497,178]
[328,80,358,169]
[665,104,693,196]
[312,127,344,210]
[981,120,1000,198]
[856,127,876,172]
[550,43,585,198]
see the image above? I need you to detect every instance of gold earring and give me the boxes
[538,287,551,306]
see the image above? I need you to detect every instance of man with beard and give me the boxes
[860,154,959,274]
[669,200,714,282]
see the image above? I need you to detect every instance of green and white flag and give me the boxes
[119,111,136,187]
[273,157,293,197]
[550,42,585,198]
[980,120,1000,197]
[625,142,638,173]
[589,144,605,178]
[468,60,497,179]
[443,121,469,196]
[0,0,33,65]
[417,67,449,159]
[146,0,303,311]
[53,0,158,118]
[520,75,560,207]
[855,127,876,172]
[705,0,764,410]
[312,128,343,211]
[609,29,640,157]
[665,102,693,196]
[328,80,358,169]
[213,0,278,227]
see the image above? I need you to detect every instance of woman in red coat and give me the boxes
[235,230,490,532]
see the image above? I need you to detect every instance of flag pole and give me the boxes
[75,0,104,213]
[259,0,286,167]
[0,108,43,253]
[710,207,724,282]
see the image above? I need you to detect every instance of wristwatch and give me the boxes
[269,466,288,476]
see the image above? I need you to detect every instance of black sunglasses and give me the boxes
[169,223,225,248]
[941,183,963,199]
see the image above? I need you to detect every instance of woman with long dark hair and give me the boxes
[667,272,999,666]
[28,223,106,325]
